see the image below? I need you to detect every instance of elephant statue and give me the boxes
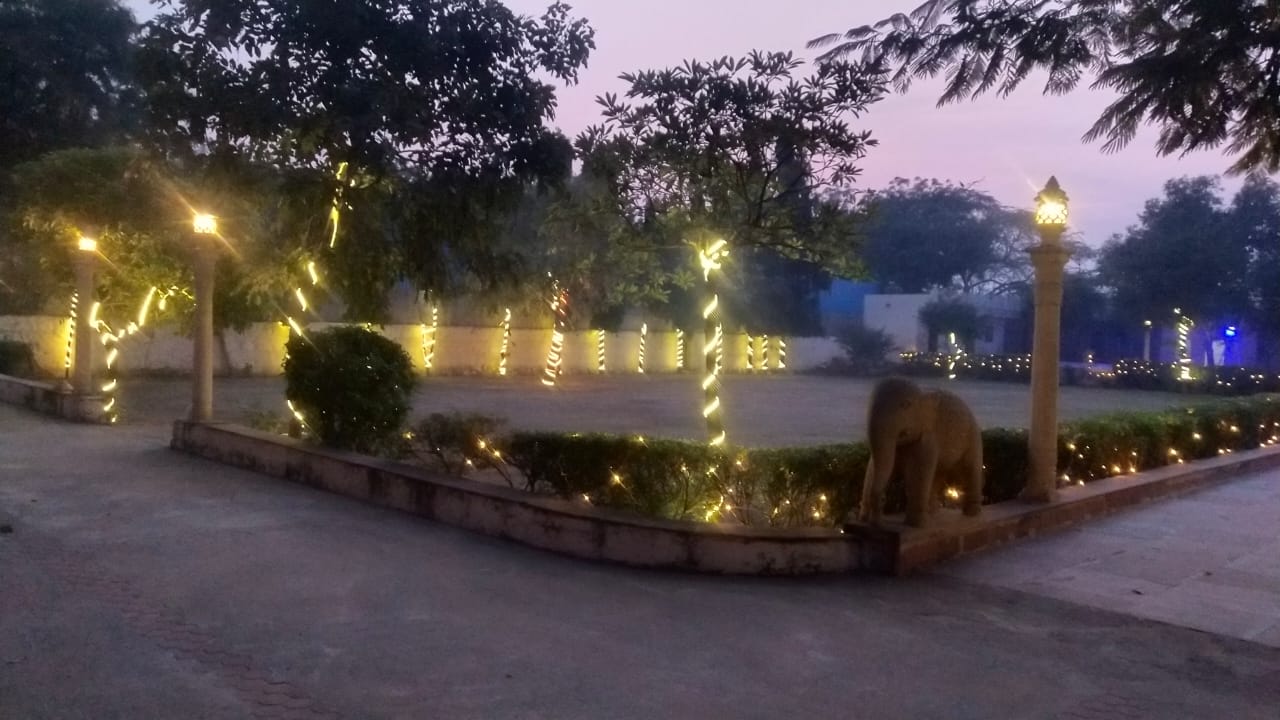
[858,377,984,528]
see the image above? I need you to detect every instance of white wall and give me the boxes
[0,315,844,377]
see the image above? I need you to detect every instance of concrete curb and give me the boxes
[846,444,1280,575]
[0,373,107,423]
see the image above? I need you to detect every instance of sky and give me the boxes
[126,0,1241,246]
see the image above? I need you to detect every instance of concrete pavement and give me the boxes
[2,404,1279,719]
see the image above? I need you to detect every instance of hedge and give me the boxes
[898,351,1280,396]
[0,340,35,377]
[478,396,1278,528]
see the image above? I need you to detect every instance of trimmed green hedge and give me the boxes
[486,396,1280,528]
[899,352,1280,396]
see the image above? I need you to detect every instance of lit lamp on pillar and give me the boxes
[1022,177,1072,503]
[71,235,99,397]
[191,212,218,422]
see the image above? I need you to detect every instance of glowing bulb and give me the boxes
[192,213,217,235]
[78,236,98,252]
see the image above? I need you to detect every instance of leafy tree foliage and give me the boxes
[813,0,1280,172]
[861,178,1034,293]
[135,0,592,317]
[918,296,982,352]
[0,0,138,171]
[576,52,884,332]
[1097,176,1251,330]
[1225,173,1280,359]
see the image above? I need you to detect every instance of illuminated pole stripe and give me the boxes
[422,304,439,372]
[498,308,512,376]
[637,322,647,374]
[543,289,568,387]
[746,334,755,371]
[64,292,78,379]
[675,328,685,370]
[777,337,787,370]
[761,334,770,371]
[596,329,607,372]
[699,238,729,447]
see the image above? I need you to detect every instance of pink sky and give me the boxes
[130,0,1240,245]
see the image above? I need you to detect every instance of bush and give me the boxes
[283,325,416,454]
[836,324,897,375]
[405,412,512,483]
[0,340,35,377]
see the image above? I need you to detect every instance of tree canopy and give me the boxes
[860,178,1034,294]
[1096,176,1251,327]
[0,0,138,171]
[576,51,884,332]
[812,0,1280,173]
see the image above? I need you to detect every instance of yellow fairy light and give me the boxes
[294,288,309,312]
[543,286,568,387]
[637,322,647,374]
[944,487,960,501]
[422,305,439,372]
[746,334,756,371]
[64,292,78,376]
[675,328,685,370]
[698,238,729,448]
[596,329,607,372]
[88,301,102,330]
[777,337,787,370]
[498,307,512,376]
[761,334,770,371]
[328,161,348,248]
[286,316,305,337]
[136,287,157,328]
[306,260,320,285]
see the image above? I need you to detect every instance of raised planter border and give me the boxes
[170,421,861,575]
[847,444,1280,575]
[170,420,1280,576]
[0,373,106,423]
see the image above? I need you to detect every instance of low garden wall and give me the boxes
[0,315,843,377]
[0,373,106,422]
[170,421,861,575]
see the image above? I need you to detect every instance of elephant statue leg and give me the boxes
[858,457,887,524]
[962,433,984,517]
[904,439,937,528]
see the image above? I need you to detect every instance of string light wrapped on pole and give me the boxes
[699,238,729,447]
[498,307,512,376]
[596,329,607,372]
[543,285,568,387]
[675,328,685,370]
[637,322,647,373]
[422,303,439,372]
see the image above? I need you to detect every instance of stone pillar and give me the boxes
[1143,322,1152,362]
[72,251,97,395]
[191,242,216,422]
[1022,240,1071,503]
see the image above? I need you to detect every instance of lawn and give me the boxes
[121,374,1218,448]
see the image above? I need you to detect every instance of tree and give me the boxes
[1225,173,1280,365]
[135,0,593,317]
[579,51,884,443]
[1097,177,1251,348]
[918,297,982,352]
[860,178,1033,293]
[812,0,1280,173]
[0,0,138,172]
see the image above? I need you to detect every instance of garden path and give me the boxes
[2,404,1278,719]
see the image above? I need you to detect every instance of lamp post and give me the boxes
[191,213,218,421]
[71,235,99,396]
[1022,177,1072,503]
[1143,320,1153,362]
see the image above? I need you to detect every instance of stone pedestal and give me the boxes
[1023,241,1072,503]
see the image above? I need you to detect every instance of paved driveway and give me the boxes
[2,405,1278,719]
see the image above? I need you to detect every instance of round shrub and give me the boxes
[283,325,416,454]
